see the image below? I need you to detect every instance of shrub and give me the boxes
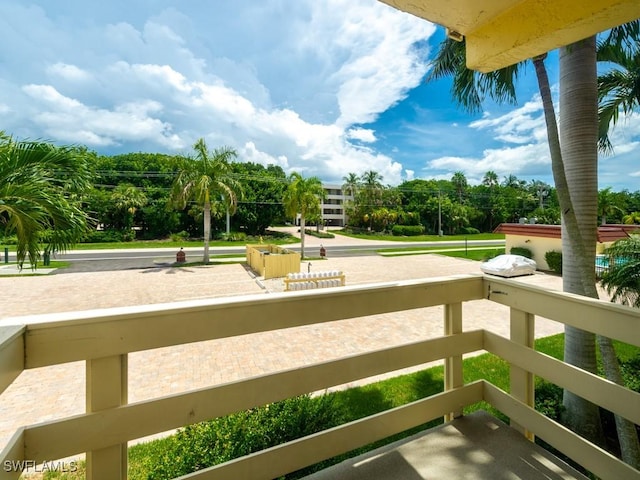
[170,231,190,242]
[510,246,533,259]
[144,395,343,479]
[82,229,128,243]
[545,250,562,274]
[460,227,480,235]
[220,232,247,242]
[391,225,425,236]
[482,249,503,261]
[0,235,18,245]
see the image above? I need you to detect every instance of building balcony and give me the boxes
[1,274,639,479]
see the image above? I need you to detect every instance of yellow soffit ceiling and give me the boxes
[380,0,640,72]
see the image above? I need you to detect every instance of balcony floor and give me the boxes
[304,411,588,480]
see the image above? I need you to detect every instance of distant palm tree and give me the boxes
[112,183,147,231]
[360,170,383,190]
[502,174,525,189]
[600,235,640,308]
[598,187,623,225]
[451,171,467,203]
[0,132,92,267]
[360,170,384,230]
[341,172,360,198]
[482,170,499,188]
[170,138,241,264]
[283,172,324,259]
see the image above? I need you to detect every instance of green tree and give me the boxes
[283,172,324,259]
[170,138,241,263]
[231,163,287,235]
[0,133,92,267]
[600,235,640,308]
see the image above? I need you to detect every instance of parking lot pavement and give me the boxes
[0,253,565,449]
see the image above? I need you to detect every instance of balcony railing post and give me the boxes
[444,302,463,422]
[86,354,128,480]
[509,307,534,441]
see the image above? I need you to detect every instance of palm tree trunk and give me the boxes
[300,215,306,259]
[558,38,640,466]
[533,48,604,444]
[203,200,211,264]
[555,38,605,444]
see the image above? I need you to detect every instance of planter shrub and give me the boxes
[510,246,533,259]
[545,250,562,274]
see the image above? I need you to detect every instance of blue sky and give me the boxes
[1,0,638,191]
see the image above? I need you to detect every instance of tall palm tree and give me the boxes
[451,171,467,203]
[283,172,324,259]
[111,184,147,232]
[501,174,526,189]
[600,235,640,308]
[430,34,640,463]
[0,132,92,267]
[597,21,640,153]
[341,172,360,198]
[360,170,383,192]
[170,138,241,264]
[341,172,360,227]
[360,170,384,230]
[482,170,499,188]
[598,187,623,225]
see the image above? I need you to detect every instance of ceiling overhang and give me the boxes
[380,0,640,72]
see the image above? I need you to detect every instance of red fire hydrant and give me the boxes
[176,247,186,263]
[319,245,326,258]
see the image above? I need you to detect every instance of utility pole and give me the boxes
[438,189,443,236]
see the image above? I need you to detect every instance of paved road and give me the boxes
[33,228,505,273]
[0,231,505,275]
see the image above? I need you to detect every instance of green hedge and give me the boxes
[545,250,562,274]
[510,246,533,259]
[391,225,425,236]
[144,395,342,479]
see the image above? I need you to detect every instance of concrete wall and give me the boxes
[505,234,561,271]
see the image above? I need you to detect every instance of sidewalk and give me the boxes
[0,251,564,450]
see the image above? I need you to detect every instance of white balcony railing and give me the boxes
[1,274,639,479]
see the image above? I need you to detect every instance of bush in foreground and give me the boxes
[143,395,342,479]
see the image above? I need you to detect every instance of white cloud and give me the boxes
[22,84,182,148]
[346,127,376,143]
[46,63,92,82]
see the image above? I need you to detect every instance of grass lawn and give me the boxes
[40,334,640,480]
[378,246,506,261]
[337,230,505,242]
[71,236,298,250]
